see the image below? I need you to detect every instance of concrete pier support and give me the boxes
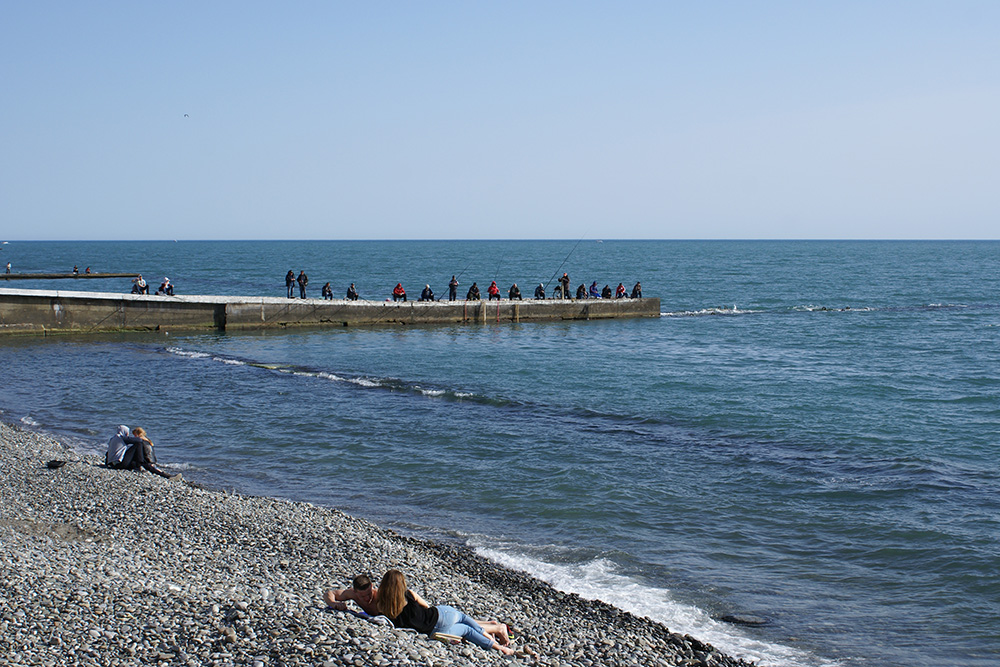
[0,288,660,336]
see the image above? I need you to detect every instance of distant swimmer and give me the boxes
[346,283,359,300]
[393,283,407,302]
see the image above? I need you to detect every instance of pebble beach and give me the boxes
[0,421,755,667]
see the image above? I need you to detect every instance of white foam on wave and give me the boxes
[214,357,246,366]
[417,387,446,397]
[474,547,840,667]
[166,346,211,359]
[662,306,758,317]
[20,415,40,426]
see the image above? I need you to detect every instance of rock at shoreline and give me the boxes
[0,421,756,667]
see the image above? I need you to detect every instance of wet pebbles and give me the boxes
[0,421,755,666]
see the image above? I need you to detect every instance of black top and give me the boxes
[393,591,438,634]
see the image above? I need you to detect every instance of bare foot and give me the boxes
[497,644,514,656]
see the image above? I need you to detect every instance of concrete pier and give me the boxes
[0,272,139,281]
[0,287,660,335]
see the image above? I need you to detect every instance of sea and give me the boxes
[1,240,998,667]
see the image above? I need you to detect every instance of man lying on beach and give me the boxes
[324,574,379,615]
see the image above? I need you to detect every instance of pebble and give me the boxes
[0,421,756,667]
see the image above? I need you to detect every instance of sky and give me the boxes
[2,1,999,240]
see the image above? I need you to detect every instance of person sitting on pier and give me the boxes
[131,274,148,294]
[393,283,407,302]
[285,270,296,298]
[347,283,359,300]
[487,281,500,301]
[5,262,10,274]
[157,277,174,296]
[601,284,613,299]
[630,281,642,299]
[466,282,481,300]
[419,285,435,301]
[73,265,79,275]
[534,283,545,299]
[376,570,513,656]
[324,574,380,616]
[576,284,587,299]
[615,283,627,299]
[322,282,333,300]
[508,283,522,300]
[589,281,600,299]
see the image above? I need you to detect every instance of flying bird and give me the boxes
[184,114,189,118]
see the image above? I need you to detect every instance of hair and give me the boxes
[131,427,154,448]
[352,574,372,591]
[376,569,407,619]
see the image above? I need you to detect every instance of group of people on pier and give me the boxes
[286,270,642,303]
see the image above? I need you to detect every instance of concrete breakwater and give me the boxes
[0,287,660,335]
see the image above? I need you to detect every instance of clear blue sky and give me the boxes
[3,1,998,240]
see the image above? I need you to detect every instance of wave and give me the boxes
[471,541,841,667]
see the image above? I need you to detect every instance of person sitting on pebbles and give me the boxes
[324,574,380,616]
[376,569,514,655]
[105,425,176,479]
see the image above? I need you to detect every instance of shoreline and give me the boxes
[0,420,754,666]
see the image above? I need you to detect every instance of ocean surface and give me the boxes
[1,240,998,667]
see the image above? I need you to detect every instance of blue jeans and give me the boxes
[433,606,492,649]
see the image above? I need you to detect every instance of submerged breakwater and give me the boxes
[2,240,999,667]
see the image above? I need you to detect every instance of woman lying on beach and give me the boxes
[376,569,514,655]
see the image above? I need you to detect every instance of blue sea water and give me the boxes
[2,240,999,667]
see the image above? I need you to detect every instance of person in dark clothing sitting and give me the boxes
[419,285,435,301]
[630,282,642,298]
[508,283,522,300]
[466,282,481,300]
[105,426,174,479]
[322,282,333,300]
[534,283,545,299]
[601,284,613,299]
[347,283,359,300]
[576,284,587,299]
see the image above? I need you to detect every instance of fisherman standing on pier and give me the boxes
[285,270,295,298]
[449,275,459,301]
[558,273,570,299]
[297,271,308,299]
[5,262,11,274]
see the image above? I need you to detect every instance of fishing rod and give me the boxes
[492,251,505,283]
[544,234,586,291]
